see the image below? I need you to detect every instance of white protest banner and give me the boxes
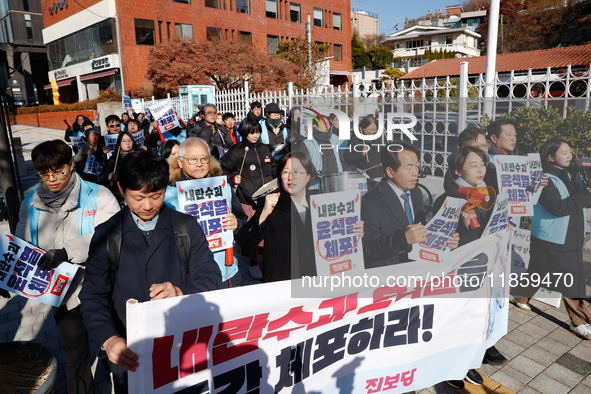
[482,192,510,238]
[510,229,561,307]
[131,130,145,148]
[84,154,104,176]
[70,136,86,151]
[104,134,118,159]
[494,155,533,216]
[126,231,511,394]
[131,98,143,113]
[527,153,544,205]
[176,176,233,252]
[149,99,174,121]
[310,191,363,276]
[408,196,465,265]
[122,94,133,111]
[0,232,79,307]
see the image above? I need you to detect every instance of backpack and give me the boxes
[106,209,192,285]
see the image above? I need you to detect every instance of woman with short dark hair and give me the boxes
[344,115,384,179]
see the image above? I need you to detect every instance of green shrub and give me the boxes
[16,89,121,115]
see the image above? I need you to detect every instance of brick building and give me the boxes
[41,0,352,103]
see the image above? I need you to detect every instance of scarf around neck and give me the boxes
[454,176,486,189]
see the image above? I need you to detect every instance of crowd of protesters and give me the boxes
[1,102,590,394]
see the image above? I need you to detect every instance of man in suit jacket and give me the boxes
[80,150,221,394]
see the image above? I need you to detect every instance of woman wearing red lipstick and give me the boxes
[433,146,493,247]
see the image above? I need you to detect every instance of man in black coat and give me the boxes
[187,104,233,149]
[80,150,221,394]
[361,141,429,268]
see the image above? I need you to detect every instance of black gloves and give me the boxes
[37,248,68,271]
[0,289,10,299]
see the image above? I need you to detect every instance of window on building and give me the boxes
[446,35,453,44]
[158,21,163,43]
[333,13,341,30]
[267,35,278,54]
[290,3,300,23]
[135,19,155,45]
[174,0,190,4]
[206,27,222,40]
[167,22,171,40]
[405,40,424,49]
[239,31,252,45]
[205,0,221,8]
[22,0,28,11]
[236,0,249,13]
[24,14,33,42]
[266,0,277,18]
[333,44,342,61]
[313,8,323,27]
[175,23,193,38]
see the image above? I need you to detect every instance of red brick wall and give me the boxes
[45,0,351,92]
[13,110,97,130]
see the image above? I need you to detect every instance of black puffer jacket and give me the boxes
[220,139,275,206]
[188,120,233,149]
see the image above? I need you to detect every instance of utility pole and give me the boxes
[484,0,500,118]
[115,13,125,95]
[307,14,312,71]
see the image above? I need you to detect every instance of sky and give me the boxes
[354,0,459,36]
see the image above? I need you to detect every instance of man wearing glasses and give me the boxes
[15,140,120,394]
[170,137,248,287]
[187,104,233,150]
[98,115,123,159]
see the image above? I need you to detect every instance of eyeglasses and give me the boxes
[476,143,490,150]
[180,156,210,165]
[281,170,307,179]
[464,163,487,171]
[108,123,121,128]
[37,168,68,181]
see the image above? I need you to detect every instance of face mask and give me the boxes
[268,118,282,128]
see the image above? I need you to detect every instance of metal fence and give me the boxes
[143,63,590,177]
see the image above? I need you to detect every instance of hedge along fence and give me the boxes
[15,90,122,115]
[14,109,98,130]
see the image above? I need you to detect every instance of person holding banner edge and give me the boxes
[81,150,222,393]
[15,140,120,394]
[74,121,102,184]
[512,139,591,339]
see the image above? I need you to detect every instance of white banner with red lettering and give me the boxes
[126,231,511,394]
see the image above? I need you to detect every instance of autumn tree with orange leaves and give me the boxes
[146,38,311,93]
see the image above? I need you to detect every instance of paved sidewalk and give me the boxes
[2,125,591,393]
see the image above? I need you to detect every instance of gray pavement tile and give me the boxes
[509,308,535,324]
[507,355,546,378]
[522,345,561,367]
[0,300,23,313]
[528,374,571,394]
[555,353,591,376]
[479,363,500,377]
[547,327,583,348]
[568,383,591,394]
[506,329,542,348]
[536,337,573,356]
[543,364,584,389]
[582,372,591,386]
[528,314,564,332]
[12,326,34,341]
[517,323,551,341]
[19,311,51,327]
[516,387,542,394]
[495,337,527,359]
[496,365,531,385]
[0,318,23,332]
[489,369,526,392]
[0,332,6,342]
[0,313,7,324]
[429,382,457,394]
[8,310,22,321]
[508,319,521,332]
[569,345,591,363]
[542,307,571,323]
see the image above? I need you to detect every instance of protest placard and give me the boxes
[122,94,133,111]
[127,231,511,394]
[104,134,118,159]
[408,196,465,265]
[149,99,173,121]
[494,155,534,216]
[176,176,233,252]
[0,232,79,307]
[131,130,144,148]
[510,229,561,307]
[482,191,510,238]
[527,153,544,205]
[310,191,364,276]
[70,136,86,151]
[84,154,104,175]
[131,99,143,113]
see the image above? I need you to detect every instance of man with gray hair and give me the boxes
[164,137,248,287]
[187,104,233,150]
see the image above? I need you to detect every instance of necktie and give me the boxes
[400,193,414,225]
